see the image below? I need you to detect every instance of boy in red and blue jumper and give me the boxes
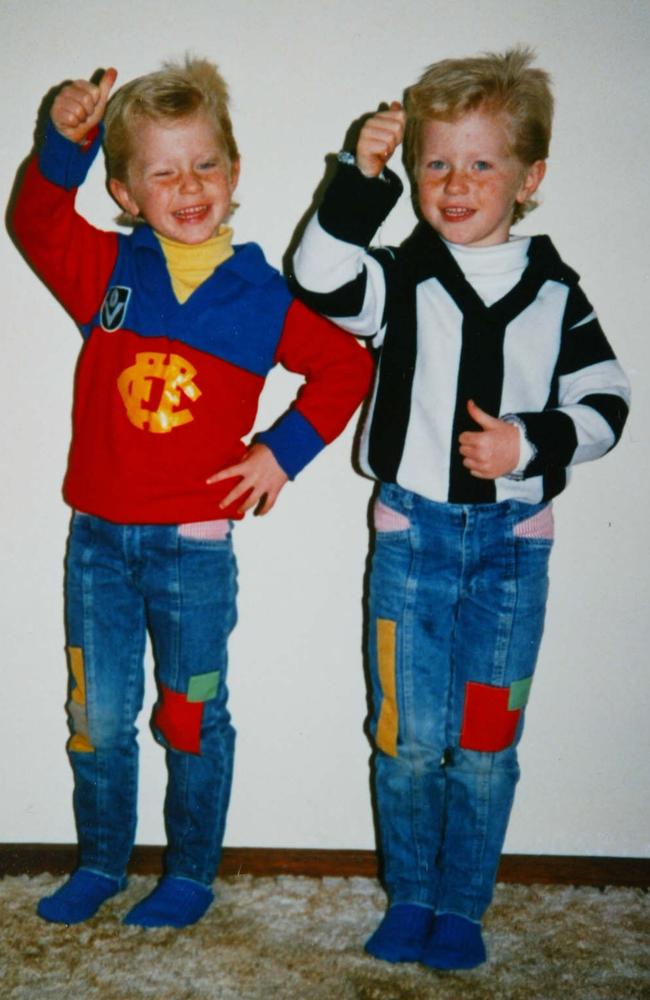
[11,59,372,928]
[291,48,629,969]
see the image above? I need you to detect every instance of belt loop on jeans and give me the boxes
[400,484,414,513]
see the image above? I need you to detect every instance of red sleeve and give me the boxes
[11,156,118,326]
[274,298,374,444]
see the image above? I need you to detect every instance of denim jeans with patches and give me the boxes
[368,483,553,921]
[64,512,238,885]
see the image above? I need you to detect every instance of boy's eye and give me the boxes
[198,160,218,170]
[427,160,447,171]
[153,169,173,178]
[474,160,492,171]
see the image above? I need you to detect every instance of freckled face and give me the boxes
[416,110,545,247]
[109,112,240,245]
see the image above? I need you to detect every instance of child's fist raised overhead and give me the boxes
[356,101,405,178]
[51,68,117,143]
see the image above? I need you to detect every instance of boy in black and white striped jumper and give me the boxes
[291,48,629,970]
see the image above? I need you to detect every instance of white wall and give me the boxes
[2,0,648,857]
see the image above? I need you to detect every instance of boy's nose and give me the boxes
[445,168,469,194]
[179,171,202,193]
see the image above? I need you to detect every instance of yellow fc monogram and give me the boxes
[117,352,201,433]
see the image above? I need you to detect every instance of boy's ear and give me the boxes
[230,158,241,192]
[516,159,546,204]
[109,177,140,217]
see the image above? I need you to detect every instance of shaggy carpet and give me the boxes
[1,874,648,999]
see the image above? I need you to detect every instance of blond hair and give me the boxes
[104,56,239,182]
[405,47,553,223]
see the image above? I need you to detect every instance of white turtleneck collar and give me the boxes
[443,235,531,307]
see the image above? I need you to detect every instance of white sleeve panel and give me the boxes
[293,215,387,343]
[557,357,629,462]
[558,358,631,408]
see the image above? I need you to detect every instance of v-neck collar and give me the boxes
[401,223,579,328]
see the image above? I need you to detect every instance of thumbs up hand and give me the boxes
[356,101,405,178]
[458,399,520,479]
[51,67,118,144]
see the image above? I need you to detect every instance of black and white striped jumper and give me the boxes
[291,161,630,505]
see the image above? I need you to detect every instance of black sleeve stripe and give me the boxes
[558,284,616,375]
[579,393,630,445]
[562,283,592,329]
[541,466,568,502]
[519,410,579,474]
[557,316,616,375]
[317,163,403,247]
[288,269,369,320]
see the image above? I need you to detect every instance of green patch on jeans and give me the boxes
[508,676,533,711]
[187,670,220,703]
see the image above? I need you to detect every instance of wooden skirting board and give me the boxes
[0,845,648,887]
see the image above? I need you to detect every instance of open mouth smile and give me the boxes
[173,205,211,223]
[441,207,476,221]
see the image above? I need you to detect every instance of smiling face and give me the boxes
[415,108,545,247]
[109,112,240,244]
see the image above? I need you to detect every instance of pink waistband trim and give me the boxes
[374,499,411,532]
[513,505,554,540]
[178,519,230,540]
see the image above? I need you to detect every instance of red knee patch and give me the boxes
[153,684,204,754]
[460,682,521,752]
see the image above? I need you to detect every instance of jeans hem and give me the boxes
[163,871,215,889]
[435,907,482,924]
[78,865,127,888]
[389,892,438,908]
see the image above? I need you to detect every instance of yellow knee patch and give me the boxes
[67,646,94,753]
[376,618,398,757]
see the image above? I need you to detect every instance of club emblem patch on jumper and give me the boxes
[100,285,132,331]
[117,351,202,433]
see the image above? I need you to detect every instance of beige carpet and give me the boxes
[1,874,648,999]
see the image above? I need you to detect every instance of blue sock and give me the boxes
[37,869,125,924]
[123,875,214,928]
[420,912,487,970]
[365,903,436,963]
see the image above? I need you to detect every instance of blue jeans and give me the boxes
[64,512,238,885]
[368,483,553,920]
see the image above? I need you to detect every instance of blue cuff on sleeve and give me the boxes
[256,409,325,479]
[38,120,103,190]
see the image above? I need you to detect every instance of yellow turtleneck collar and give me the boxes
[157,226,234,303]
